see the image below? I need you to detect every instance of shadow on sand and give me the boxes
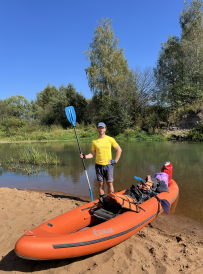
[0,249,106,272]
[44,192,91,203]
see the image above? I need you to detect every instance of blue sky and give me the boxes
[0,0,191,101]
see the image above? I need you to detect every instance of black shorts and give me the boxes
[95,164,114,182]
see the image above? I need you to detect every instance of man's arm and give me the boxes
[108,145,122,164]
[80,150,95,159]
[114,145,122,163]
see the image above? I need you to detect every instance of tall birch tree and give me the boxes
[84,18,130,98]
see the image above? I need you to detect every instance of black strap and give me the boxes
[81,202,99,211]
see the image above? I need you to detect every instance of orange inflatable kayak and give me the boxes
[15,180,179,260]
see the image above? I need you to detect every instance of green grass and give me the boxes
[116,130,166,142]
[19,146,61,165]
[0,145,61,164]
[0,146,61,175]
[0,124,167,143]
[0,127,166,142]
[0,125,99,142]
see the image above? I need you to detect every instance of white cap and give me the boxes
[163,162,170,166]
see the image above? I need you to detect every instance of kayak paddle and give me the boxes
[134,176,171,214]
[65,106,94,201]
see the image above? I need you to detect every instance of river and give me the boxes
[0,140,202,223]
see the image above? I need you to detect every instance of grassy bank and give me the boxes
[0,124,99,142]
[0,124,167,143]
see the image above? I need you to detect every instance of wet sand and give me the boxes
[0,187,203,274]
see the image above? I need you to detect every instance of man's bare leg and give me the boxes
[107,182,114,193]
[99,181,105,196]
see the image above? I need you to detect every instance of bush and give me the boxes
[135,131,148,140]
[75,122,85,129]
[0,131,6,139]
[132,125,141,134]
[124,128,136,139]
[2,117,27,129]
[187,123,203,141]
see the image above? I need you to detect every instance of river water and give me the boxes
[0,141,202,223]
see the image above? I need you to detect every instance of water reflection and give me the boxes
[0,141,203,223]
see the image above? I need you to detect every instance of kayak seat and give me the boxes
[91,208,119,221]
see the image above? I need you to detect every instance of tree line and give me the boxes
[1,0,203,137]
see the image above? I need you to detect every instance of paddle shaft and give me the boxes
[73,127,94,201]
[74,127,85,169]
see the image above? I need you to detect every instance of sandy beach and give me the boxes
[0,187,202,274]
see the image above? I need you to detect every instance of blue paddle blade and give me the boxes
[160,199,171,215]
[134,176,143,182]
[65,106,76,127]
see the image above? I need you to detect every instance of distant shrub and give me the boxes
[132,125,141,134]
[124,128,136,139]
[187,123,203,141]
[135,131,148,140]
[2,117,27,129]
[36,134,47,140]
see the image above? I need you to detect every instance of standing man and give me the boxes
[80,122,122,197]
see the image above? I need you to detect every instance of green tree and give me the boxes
[84,18,139,131]
[84,18,130,98]
[180,0,203,102]
[154,0,203,109]
[95,95,132,135]
[0,96,32,135]
[154,36,184,108]
[29,100,42,120]
[63,84,87,125]
[36,84,59,108]
[0,100,11,122]
[2,95,31,118]
[36,83,87,127]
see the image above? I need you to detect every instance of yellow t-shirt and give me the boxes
[91,135,118,165]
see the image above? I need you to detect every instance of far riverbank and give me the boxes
[1,122,203,143]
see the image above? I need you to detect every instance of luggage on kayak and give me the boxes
[91,171,171,221]
[161,162,173,186]
[137,175,158,192]
[156,180,169,192]
[124,184,152,203]
[124,184,142,201]
[154,172,169,186]
[107,192,142,213]
[92,191,146,219]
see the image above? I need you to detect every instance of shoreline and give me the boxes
[0,187,203,273]
[0,139,76,144]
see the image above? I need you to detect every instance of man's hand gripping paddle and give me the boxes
[65,106,94,201]
[134,176,171,214]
